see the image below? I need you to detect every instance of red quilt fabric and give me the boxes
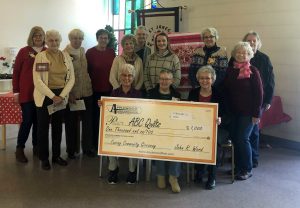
[0,92,22,124]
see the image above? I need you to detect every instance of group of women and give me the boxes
[12,25,274,193]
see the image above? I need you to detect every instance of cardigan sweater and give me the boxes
[64,45,92,98]
[32,50,75,107]
[187,86,225,117]
[223,65,263,118]
[189,45,228,88]
[109,55,144,90]
[144,52,181,91]
[12,46,46,103]
[86,47,115,93]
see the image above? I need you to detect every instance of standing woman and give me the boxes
[189,27,228,89]
[144,32,181,92]
[86,29,115,155]
[223,42,263,180]
[109,34,144,90]
[13,26,47,163]
[64,29,93,159]
[33,30,75,170]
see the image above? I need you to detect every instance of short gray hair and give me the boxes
[121,34,137,48]
[202,27,219,40]
[196,65,216,83]
[231,41,254,60]
[120,64,136,78]
[242,31,262,50]
[68,29,84,40]
[134,25,148,35]
[45,30,62,43]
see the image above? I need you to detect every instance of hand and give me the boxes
[52,96,63,105]
[98,100,102,108]
[216,117,221,125]
[252,117,260,124]
[68,94,76,104]
[264,104,271,111]
[13,94,19,103]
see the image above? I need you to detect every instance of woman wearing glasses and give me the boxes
[189,27,228,89]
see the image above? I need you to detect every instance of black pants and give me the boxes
[92,91,111,151]
[16,101,37,148]
[36,89,65,161]
[65,96,93,154]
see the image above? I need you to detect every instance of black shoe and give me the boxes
[15,147,28,163]
[83,150,96,158]
[126,171,137,184]
[52,157,68,166]
[68,153,76,159]
[205,179,216,190]
[253,161,258,168]
[41,160,51,170]
[235,171,253,180]
[107,168,119,184]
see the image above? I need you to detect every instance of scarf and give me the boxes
[233,61,252,79]
[121,52,137,65]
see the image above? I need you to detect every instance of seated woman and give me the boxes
[99,64,142,184]
[33,30,75,170]
[148,70,182,193]
[188,65,226,190]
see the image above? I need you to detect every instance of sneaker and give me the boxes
[126,171,137,184]
[205,179,216,190]
[235,171,253,180]
[157,175,166,189]
[107,168,119,184]
[169,175,181,193]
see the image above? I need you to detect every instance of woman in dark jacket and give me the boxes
[148,69,182,193]
[188,65,227,190]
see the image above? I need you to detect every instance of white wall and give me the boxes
[0,0,111,55]
[161,0,300,142]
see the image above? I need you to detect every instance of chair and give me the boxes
[220,140,235,183]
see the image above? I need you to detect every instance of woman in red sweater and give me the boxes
[13,26,46,163]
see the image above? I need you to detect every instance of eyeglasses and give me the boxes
[121,74,133,78]
[159,78,172,81]
[199,77,212,80]
[203,35,215,40]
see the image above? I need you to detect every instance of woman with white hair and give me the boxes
[33,30,75,170]
[243,31,275,167]
[223,41,263,180]
[188,65,227,189]
[101,64,142,184]
[189,27,228,89]
[63,29,93,159]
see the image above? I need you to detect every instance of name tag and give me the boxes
[36,63,49,71]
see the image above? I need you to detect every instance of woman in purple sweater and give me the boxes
[223,42,263,180]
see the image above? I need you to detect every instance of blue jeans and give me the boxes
[16,101,37,148]
[230,115,255,172]
[156,161,181,177]
[250,123,259,164]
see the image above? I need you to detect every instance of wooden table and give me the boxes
[0,92,22,150]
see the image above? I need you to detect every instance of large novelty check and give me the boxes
[98,97,218,164]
